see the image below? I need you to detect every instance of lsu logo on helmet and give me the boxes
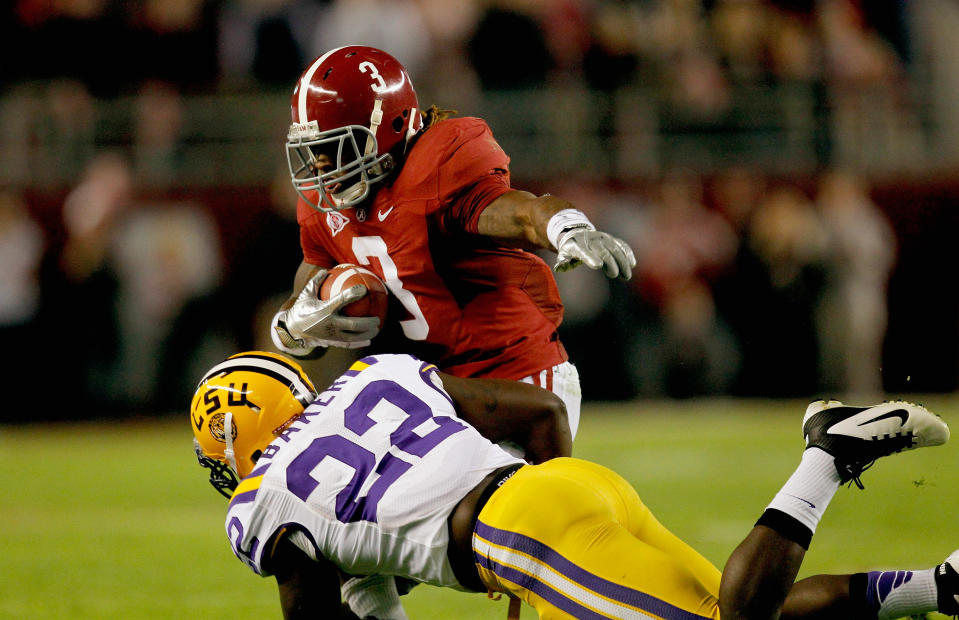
[207,411,239,444]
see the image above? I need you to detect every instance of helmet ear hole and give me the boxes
[392,115,405,133]
[251,449,263,464]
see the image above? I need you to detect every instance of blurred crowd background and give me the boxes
[3,0,959,421]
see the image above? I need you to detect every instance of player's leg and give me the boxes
[623,483,722,597]
[719,444,834,619]
[720,400,949,620]
[776,547,959,619]
[472,458,723,619]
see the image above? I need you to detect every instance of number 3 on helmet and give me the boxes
[287,45,423,213]
[191,351,317,498]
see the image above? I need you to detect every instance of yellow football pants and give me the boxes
[471,458,722,619]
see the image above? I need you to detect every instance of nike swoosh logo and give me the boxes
[783,493,816,509]
[857,409,908,427]
[378,206,394,221]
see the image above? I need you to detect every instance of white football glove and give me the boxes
[554,225,636,280]
[272,269,381,355]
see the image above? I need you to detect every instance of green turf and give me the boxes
[1,396,956,619]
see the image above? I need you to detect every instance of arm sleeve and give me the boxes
[438,171,512,235]
[433,119,512,234]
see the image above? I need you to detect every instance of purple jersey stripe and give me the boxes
[228,464,271,507]
[248,463,271,477]
[475,520,713,620]
[230,488,258,506]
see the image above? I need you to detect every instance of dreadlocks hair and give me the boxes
[422,104,458,128]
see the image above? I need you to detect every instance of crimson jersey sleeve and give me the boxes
[426,118,514,234]
[435,118,510,200]
[403,118,513,225]
[437,171,512,235]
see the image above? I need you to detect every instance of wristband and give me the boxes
[546,208,595,249]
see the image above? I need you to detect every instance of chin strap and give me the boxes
[332,180,370,207]
[404,106,418,150]
[365,99,383,156]
[223,412,239,474]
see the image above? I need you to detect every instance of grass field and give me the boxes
[2,395,957,619]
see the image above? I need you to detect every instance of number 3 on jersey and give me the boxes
[352,236,429,340]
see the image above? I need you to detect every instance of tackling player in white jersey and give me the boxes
[191,351,959,620]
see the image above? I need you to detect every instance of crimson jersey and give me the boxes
[297,117,567,380]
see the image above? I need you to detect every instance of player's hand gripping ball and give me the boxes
[320,264,389,328]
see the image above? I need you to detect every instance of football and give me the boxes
[320,263,389,328]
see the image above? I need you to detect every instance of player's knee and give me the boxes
[718,582,786,620]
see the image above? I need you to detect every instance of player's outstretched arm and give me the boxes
[268,535,359,620]
[477,190,636,280]
[438,372,572,462]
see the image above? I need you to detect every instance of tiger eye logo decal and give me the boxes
[208,412,238,443]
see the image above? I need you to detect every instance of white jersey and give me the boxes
[224,353,524,588]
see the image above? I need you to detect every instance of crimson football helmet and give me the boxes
[287,46,424,212]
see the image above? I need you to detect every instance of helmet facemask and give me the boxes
[287,121,395,213]
[194,438,241,499]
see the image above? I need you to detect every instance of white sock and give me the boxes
[871,568,938,620]
[765,447,841,534]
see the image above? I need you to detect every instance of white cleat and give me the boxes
[802,400,949,488]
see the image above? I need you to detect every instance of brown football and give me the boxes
[319,264,389,328]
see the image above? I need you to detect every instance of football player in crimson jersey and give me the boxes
[270,45,636,444]
[270,45,634,617]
